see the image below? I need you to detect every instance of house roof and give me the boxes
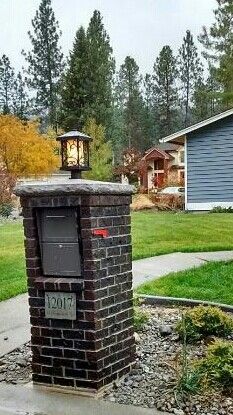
[142,147,170,161]
[143,142,181,159]
[156,143,181,151]
[161,108,233,143]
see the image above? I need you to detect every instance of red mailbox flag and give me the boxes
[92,229,109,238]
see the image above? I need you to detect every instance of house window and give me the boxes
[180,150,184,163]
[154,159,164,170]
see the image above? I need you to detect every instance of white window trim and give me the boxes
[187,202,233,211]
[184,136,188,210]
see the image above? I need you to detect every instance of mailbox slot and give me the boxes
[37,208,82,277]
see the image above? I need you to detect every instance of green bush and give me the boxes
[177,366,202,395]
[133,296,149,331]
[211,206,233,213]
[176,305,233,342]
[0,203,13,217]
[197,340,233,391]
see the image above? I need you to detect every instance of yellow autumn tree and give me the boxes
[0,115,59,178]
[84,118,113,181]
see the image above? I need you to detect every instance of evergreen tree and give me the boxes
[108,102,125,165]
[143,73,155,145]
[206,65,222,115]
[116,56,145,150]
[192,65,221,122]
[178,30,203,127]
[199,0,233,107]
[60,26,88,129]
[22,0,64,127]
[0,55,15,114]
[85,10,115,129]
[84,118,112,181]
[153,46,178,138]
[12,72,30,120]
[192,79,210,122]
[60,10,114,133]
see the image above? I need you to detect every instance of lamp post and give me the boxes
[56,130,91,179]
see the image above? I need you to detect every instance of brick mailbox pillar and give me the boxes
[15,180,135,394]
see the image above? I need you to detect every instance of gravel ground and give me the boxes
[104,305,233,415]
[0,306,232,414]
[0,343,31,384]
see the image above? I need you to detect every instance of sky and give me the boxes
[0,0,216,75]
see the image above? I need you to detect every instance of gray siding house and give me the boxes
[161,108,233,211]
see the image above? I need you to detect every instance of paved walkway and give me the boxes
[0,383,167,415]
[132,250,233,287]
[0,294,30,357]
[1,250,233,357]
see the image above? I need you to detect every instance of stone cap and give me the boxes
[14,179,134,197]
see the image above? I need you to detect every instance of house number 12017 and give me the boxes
[45,292,76,320]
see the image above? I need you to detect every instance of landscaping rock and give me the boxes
[0,343,31,384]
[134,332,140,343]
[103,305,233,415]
[1,305,232,415]
[159,324,173,336]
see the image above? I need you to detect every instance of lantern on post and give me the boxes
[57,130,91,179]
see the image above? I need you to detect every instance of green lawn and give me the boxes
[0,222,26,302]
[132,211,233,259]
[1,211,233,302]
[137,261,233,305]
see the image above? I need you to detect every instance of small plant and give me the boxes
[0,203,13,218]
[211,206,233,213]
[176,314,202,397]
[176,305,233,342]
[133,296,149,331]
[197,340,233,392]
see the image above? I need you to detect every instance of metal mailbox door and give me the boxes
[37,208,82,277]
[39,208,79,242]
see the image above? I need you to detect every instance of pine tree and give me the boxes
[178,30,203,127]
[85,10,115,129]
[12,72,30,120]
[60,10,115,133]
[0,55,15,114]
[199,0,233,107]
[116,56,145,150]
[143,73,155,145]
[22,0,64,127]
[192,65,221,122]
[206,65,222,115]
[84,118,112,181]
[108,103,125,165]
[153,46,178,138]
[60,26,88,130]
[192,79,210,122]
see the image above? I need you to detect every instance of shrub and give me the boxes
[197,340,233,391]
[176,305,233,342]
[133,296,149,331]
[131,194,155,211]
[0,167,16,205]
[0,203,14,217]
[211,206,233,213]
[150,194,184,211]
